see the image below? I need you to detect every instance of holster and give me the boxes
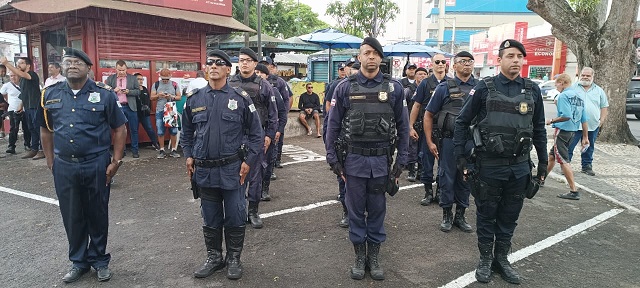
[470,177,503,201]
[191,179,200,199]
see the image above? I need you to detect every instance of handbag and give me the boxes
[163,101,179,128]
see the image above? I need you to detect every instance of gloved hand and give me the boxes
[331,162,344,177]
[456,157,467,175]
[391,163,404,178]
[537,162,548,179]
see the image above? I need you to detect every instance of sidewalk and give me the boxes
[542,128,640,213]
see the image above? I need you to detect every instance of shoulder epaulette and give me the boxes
[231,86,251,101]
[186,88,200,98]
[95,81,112,91]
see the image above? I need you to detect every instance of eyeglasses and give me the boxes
[206,58,228,66]
[61,60,87,68]
[456,59,475,65]
[307,86,313,89]
[238,58,255,64]
[433,60,446,65]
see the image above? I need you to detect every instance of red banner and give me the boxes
[127,0,232,17]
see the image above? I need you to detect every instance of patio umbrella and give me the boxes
[299,28,363,81]
[383,41,453,67]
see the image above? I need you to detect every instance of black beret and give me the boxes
[345,57,357,66]
[255,63,270,75]
[239,47,259,62]
[407,63,417,69]
[259,56,274,65]
[207,49,233,67]
[415,67,428,74]
[361,37,384,58]
[499,39,526,57]
[62,47,92,66]
[455,51,474,60]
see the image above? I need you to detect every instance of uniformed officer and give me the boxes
[410,53,450,205]
[424,51,477,233]
[228,47,277,229]
[258,56,292,171]
[401,63,419,181]
[254,63,287,201]
[38,47,128,283]
[323,57,357,228]
[181,49,264,280]
[325,37,409,281]
[453,40,547,284]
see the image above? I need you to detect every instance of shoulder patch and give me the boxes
[469,89,475,96]
[231,86,251,100]
[187,88,200,97]
[95,81,112,91]
[248,104,257,113]
[330,98,336,107]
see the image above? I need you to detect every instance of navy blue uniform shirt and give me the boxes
[268,74,291,109]
[325,72,409,178]
[412,74,450,105]
[37,80,127,157]
[453,73,548,180]
[271,87,287,133]
[180,83,264,189]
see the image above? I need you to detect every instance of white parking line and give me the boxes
[0,186,59,206]
[440,208,625,288]
[260,200,338,218]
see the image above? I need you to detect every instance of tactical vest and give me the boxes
[434,80,467,137]
[341,74,396,144]
[477,77,535,161]
[425,76,439,102]
[228,75,268,128]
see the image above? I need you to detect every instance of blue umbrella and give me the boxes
[299,28,364,81]
[383,41,453,58]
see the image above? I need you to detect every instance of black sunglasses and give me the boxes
[307,86,313,89]
[206,59,228,66]
[433,60,446,65]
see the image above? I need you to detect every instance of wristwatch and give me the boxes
[112,159,123,167]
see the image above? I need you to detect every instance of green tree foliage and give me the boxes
[326,0,400,38]
[232,0,329,38]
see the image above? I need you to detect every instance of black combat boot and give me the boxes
[247,202,263,229]
[407,163,417,182]
[225,226,246,280]
[338,201,349,228]
[440,207,453,232]
[260,181,271,201]
[492,241,521,284]
[476,242,494,283]
[350,243,366,280]
[453,206,473,233]
[420,184,434,206]
[194,226,225,278]
[366,242,385,280]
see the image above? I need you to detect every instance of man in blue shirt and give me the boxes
[545,74,589,200]
[424,51,477,233]
[181,50,264,280]
[325,37,409,281]
[38,47,128,283]
[566,67,608,176]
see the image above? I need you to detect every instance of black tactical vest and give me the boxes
[434,79,467,136]
[229,75,268,127]
[477,77,535,160]
[341,74,396,144]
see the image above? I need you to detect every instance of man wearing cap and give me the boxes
[411,53,450,206]
[182,49,264,280]
[424,51,477,233]
[254,63,287,201]
[150,68,182,158]
[452,39,547,284]
[38,47,128,283]
[228,47,277,229]
[401,63,419,182]
[325,37,409,281]
[106,60,142,158]
[258,56,291,171]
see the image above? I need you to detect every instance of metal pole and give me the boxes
[416,0,423,42]
[257,0,262,57]
[438,0,445,49]
[244,0,249,47]
[451,18,456,54]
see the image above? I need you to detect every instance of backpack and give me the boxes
[154,80,178,97]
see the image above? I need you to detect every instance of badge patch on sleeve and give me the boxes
[271,96,276,102]
[469,89,475,96]
[249,104,257,112]
[403,99,407,107]
[330,98,336,107]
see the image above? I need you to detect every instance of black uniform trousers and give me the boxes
[53,151,112,269]
[475,171,527,244]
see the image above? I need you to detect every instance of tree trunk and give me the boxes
[528,0,640,144]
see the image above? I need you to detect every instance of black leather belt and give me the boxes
[347,146,391,156]
[477,154,529,166]
[57,150,107,163]
[194,153,241,168]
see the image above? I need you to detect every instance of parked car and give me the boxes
[538,80,556,97]
[546,88,560,101]
[627,77,640,119]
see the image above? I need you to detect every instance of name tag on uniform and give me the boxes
[192,106,207,113]
[349,95,366,100]
[88,92,101,103]
[46,99,61,104]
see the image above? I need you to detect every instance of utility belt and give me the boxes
[57,150,108,163]
[347,146,391,156]
[476,153,529,166]
[195,145,247,167]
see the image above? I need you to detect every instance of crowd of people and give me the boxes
[0,34,609,285]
